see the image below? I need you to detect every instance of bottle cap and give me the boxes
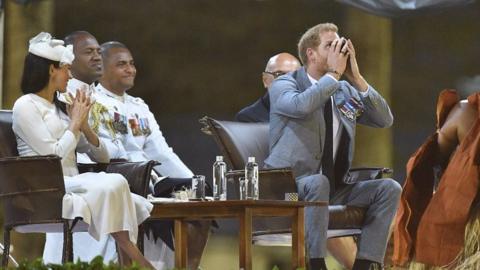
[248,157,255,162]
[216,156,223,162]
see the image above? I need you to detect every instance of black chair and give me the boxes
[200,116,392,245]
[0,110,154,265]
[0,109,86,266]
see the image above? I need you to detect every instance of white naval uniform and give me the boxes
[91,84,195,269]
[92,83,193,179]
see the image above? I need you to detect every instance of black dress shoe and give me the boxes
[352,259,382,270]
[309,258,328,270]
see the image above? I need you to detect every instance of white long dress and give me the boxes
[12,94,153,261]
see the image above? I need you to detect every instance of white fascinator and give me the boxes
[28,32,74,65]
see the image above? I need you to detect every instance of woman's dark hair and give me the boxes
[21,53,67,113]
[20,53,60,94]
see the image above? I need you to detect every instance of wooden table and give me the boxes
[149,200,327,270]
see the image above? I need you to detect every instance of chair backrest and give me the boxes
[200,117,270,169]
[201,117,307,234]
[0,155,65,228]
[0,110,18,158]
[200,116,296,199]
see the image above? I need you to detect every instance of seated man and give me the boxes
[264,22,401,270]
[236,52,357,269]
[235,52,300,122]
[91,41,209,270]
[393,89,480,269]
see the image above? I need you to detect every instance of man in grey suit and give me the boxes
[264,23,402,270]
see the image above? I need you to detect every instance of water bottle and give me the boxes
[212,156,227,200]
[245,157,259,200]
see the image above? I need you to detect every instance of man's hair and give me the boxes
[100,41,129,60]
[297,23,338,66]
[21,53,60,94]
[64,31,94,46]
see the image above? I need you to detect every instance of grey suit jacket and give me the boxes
[264,67,393,182]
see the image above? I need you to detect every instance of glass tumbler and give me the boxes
[192,175,206,200]
[239,177,248,200]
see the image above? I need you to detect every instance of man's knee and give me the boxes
[379,178,402,200]
[298,174,330,201]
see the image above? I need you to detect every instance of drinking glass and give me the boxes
[192,175,206,200]
[239,177,247,200]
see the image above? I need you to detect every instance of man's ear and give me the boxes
[306,48,315,63]
[262,73,270,88]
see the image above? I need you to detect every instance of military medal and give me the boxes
[337,97,364,121]
[129,114,142,136]
[139,118,152,136]
[113,112,128,134]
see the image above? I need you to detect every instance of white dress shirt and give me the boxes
[307,73,369,161]
[307,73,342,160]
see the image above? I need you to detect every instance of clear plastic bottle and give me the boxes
[245,157,259,200]
[212,156,227,200]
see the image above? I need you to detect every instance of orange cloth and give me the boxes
[393,90,480,266]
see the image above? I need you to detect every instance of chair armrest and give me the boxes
[78,160,158,197]
[77,159,130,174]
[77,163,109,174]
[105,161,158,197]
[225,168,296,200]
[346,167,393,183]
[225,167,293,177]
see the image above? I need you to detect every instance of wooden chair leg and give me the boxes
[62,222,67,263]
[67,231,73,262]
[137,224,144,254]
[62,221,73,263]
[2,228,10,267]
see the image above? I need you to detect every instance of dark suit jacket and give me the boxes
[235,92,270,122]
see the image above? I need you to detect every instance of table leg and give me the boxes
[174,219,188,268]
[239,208,252,270]
[292,207,305,269]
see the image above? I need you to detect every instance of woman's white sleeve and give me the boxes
[12,101,78,157]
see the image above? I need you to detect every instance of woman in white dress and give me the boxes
[12,32,154,269]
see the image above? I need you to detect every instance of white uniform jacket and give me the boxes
[92,84,193,178]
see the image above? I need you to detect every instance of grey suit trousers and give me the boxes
[296,174,402,262]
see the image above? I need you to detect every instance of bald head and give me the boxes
[262,53,300,88]
[64,31,102,84]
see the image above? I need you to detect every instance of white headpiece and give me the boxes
[28,32,74,65]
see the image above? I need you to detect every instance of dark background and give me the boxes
[4,0,480,267]
[52,0,480,185]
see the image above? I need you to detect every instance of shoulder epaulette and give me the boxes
[127,95,149,108]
